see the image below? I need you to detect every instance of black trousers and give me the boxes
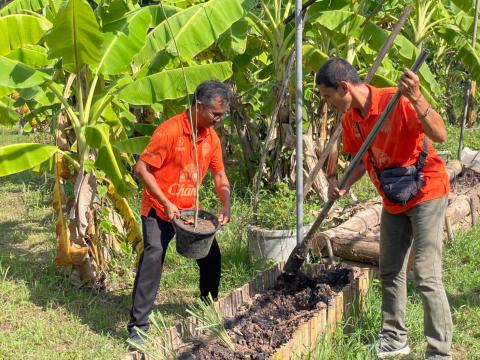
[128,209,221,334]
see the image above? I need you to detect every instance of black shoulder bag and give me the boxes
[355,123,428,206]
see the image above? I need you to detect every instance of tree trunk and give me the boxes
[447,194,472,229]
[467,80,476,128]
[446,160,463,181]
[327,233,380,265]
[303,134,329,202]
[303,121,342,194]
[273,98,293,182]
[231,94,259,181]
[325,138,339,179]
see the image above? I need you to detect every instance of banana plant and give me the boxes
[0,0,251,285]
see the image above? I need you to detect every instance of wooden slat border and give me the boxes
[161,263,369,359]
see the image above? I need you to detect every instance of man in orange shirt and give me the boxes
[127,80,232,346]
[316,58,452,360]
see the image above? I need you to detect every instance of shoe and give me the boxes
[127,332,146,351]
[376,335,411,359]
[425,354,452,360]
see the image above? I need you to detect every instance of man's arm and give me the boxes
[213,170,231,225]
[399,69,447,143]
[134,159,179,219]
[328,161,366,201]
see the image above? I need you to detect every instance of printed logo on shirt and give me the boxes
[168,183,197,197]
[178,163,198,183]
[175,136,186,152]
[169,163,198,197]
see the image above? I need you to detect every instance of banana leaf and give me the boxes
[45,0,104,72]
[96,8,151,75]
[117,62,233,105]
[0,14,52,56]
[0,56,48,88]
[0,143,58,176]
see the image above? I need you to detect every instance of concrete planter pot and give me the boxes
[247,223,313,262]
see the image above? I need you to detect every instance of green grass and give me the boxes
[436,123,480,160]
[303,222,480,359]
[0,171,129,359]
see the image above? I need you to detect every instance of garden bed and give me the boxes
[154,263,368,359]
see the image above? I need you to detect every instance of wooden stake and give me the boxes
[469,197,477,226]
[445,215,454,243]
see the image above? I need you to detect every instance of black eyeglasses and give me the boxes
[206,108,228,120]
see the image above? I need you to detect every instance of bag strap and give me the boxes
[354,122,428,172]
[416,135,428,171]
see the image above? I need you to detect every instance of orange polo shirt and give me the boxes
[140,111,225,221]
[341,85,450,214]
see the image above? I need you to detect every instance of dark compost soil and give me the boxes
[451,168,480,194]
[178,265,357,360]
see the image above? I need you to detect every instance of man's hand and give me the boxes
[213,170,231,226]
[398,68,447,142]
[328,179,349,201]
[164,201,180,220]
[398,68,422,104]
[218,206,231,226]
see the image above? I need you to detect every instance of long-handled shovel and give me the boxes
[281,48,430,284]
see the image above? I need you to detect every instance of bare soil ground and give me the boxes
[451,168,480,193]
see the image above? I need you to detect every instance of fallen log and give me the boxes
[312,205,382,264]
[446,160,463,181]
[325,232,379,265]
[446,194,471,229]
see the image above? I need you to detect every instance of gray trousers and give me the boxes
[380,196,452,358]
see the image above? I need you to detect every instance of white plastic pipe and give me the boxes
[295,0,304,245]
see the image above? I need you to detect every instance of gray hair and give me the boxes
[192,80,232,106]
[315,57,362,88]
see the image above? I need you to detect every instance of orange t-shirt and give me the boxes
[140,111,225,221]
[341,85,450,214]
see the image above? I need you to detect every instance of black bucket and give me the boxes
[173,209,221,259]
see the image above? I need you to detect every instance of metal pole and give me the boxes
[295,0,304,245]
[458,0,480,160]
[458,81,471,160]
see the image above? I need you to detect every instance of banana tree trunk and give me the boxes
[467,80,477,128]
[231,94,259,181]
[253,50,295,215]
[303,134,328,202]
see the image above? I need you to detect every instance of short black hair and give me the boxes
[315,58,362,88]
[192,80,232,107]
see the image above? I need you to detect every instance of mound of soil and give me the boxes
[451,168,480,194]
[178,265,355,360]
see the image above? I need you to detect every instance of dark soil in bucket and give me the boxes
[180,215,216,232]
[177,264,357,360]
